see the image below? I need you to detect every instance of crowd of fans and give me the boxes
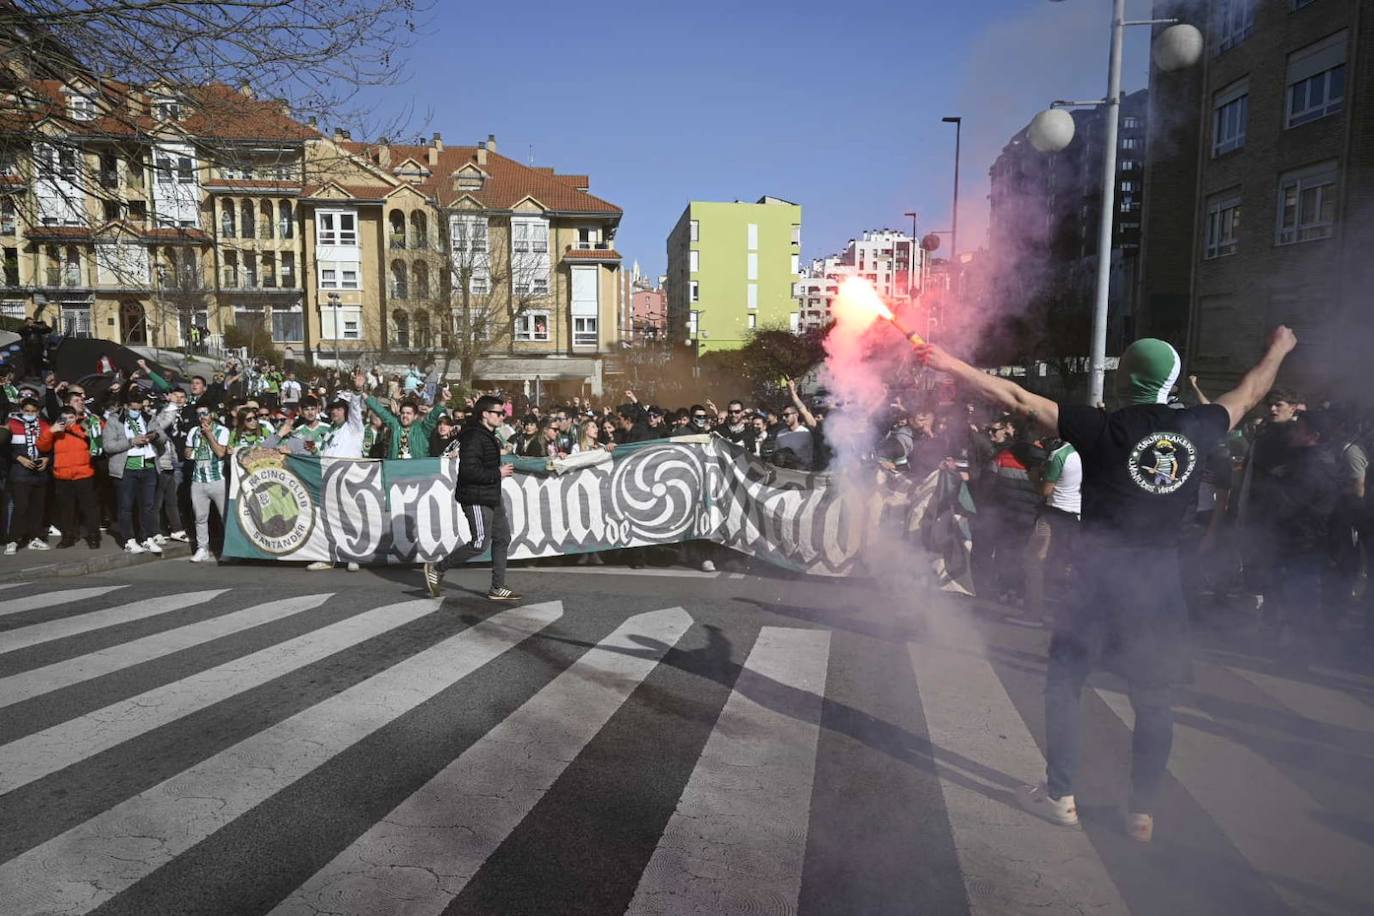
[2,346,1371,648]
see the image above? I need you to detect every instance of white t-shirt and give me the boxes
[280,379,302,403]
[1044,443,1082,516]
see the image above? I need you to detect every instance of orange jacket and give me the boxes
[37,420,98,481]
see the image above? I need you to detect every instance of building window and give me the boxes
[317,210,357,246]
[747,313,757,330]
[243,252,257,289]
[689,219,699,242]
[1286,32,1345,127]
[1120,137,1140,150]
[259,201,273,240]
[747,223,758,250]
[510,216,550,296]
[1216,0,1255,53]
[515,310,550,342]
[791,224,801,245]
[689,280,699,302]
[573,316,598,346]
[320,267,336,288]
[747,283,757,309]
[155,98,181,121]
[390,260,408,299]
[1121,116,1141,130]
[790,253,799,274]
[241,200,255,239]
[0,198,13,235]
[1276,161,1337,244]
[1119,159,1140,172]
[747,252,758,281]
[223,251,238,288]
[271,307,303,342]
[1212,80,1248,156]
[68,93,94,121]
[3,248,18,286]
[687,311,699,338]
[392,309,410,348]
[220,200,235,237]
[1204,193,1242,259]
[281,252,295,288]
[689,249,699,273]
[278,200,293,239]
[341,268,359,289]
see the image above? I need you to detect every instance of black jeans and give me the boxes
[117,467,158,545]
[55,477,101,542]
[6,465,48,544]
[437,502,510,588]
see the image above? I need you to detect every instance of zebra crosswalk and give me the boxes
[0,580,1372,915]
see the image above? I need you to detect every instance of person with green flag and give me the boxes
[916,326,1297,845]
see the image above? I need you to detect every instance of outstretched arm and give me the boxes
[914,343,1059,436]
[1188,375,1210,405]
[1213,327,1297,431]
[786,379,817,429]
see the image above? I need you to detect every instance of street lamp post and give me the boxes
[903,210,919,301]
[1029,4,1201,404]
[941,116,962,264]
[327,291,341,368]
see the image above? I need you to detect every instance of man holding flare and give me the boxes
[861,285,1298,843]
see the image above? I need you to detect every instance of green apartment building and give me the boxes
[666,197,801,354]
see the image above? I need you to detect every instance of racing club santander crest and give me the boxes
[234,448,315,555]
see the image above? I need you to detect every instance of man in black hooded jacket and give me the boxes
[423,395,520,600]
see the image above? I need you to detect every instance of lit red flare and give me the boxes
[833,277,924,346]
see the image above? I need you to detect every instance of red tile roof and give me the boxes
[24,225,93,240]
[563,247,622,260]
[299,182,393,202]
[7,81,317,143]
[340,141,620,215]
[141,226,211,243]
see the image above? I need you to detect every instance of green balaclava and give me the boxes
[1116,338,1182,405]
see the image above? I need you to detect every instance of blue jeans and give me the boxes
[117,466,159,545]
[1045,636,1175,813]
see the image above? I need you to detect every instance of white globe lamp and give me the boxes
[1152,24,1203,72]
[1027,108,1075,154]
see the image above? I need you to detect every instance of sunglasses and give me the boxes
[692,414,708,420]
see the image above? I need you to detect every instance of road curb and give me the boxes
[6,543,192,579]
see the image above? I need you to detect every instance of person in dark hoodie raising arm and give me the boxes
[422,395,520,601]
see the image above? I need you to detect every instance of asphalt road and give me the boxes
[1,554,1372,915]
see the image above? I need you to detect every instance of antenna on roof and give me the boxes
[528,144,533,165]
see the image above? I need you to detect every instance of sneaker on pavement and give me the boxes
[124,540,146,554]
[169,530,189,543]
[190,547,212,563]
[142,538,163,555]
[305,561,332,571]
[487,586,521,601]
[153,534,167,546]
[27,538,51,551]
[4,542,17,556]
[1017,785,1079,827]
[48,525,62,538]
[423,563,443,598]
[347,562,360,572]
[700,559,717,572]
[1125,812,1153,843]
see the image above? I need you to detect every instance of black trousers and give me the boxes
[7,466,48,544]
[55,477,101,542]
[437,502,510,588]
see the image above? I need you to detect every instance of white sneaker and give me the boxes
[1125,812,1153,843]
[3,542,16,556]
[169,530,189,543]
[1017,785,1079,827]
[124,540,146,554]
[190,547,212,563]
[48,525,62,538]
[347,562,360,572]
[142,538,163,555]
[700,559,716,572]
[153,534,167,546]
[27,538,51,551]
[306,561,332,571]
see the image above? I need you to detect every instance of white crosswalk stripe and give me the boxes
[912,638,1129,915]
[0,597,443,793]
[0,601,564,916]
[0,593,332,708]
[626,626,830,916]
[1096,684,1374,915]
[1226,665,1374,736]
[270,606,691,916]
[0,589,228,657]
[0,586,127,619]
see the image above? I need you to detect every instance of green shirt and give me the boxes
[187,424,230,483]
[364,395,442,459]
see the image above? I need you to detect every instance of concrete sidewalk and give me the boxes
[0,536,190,579]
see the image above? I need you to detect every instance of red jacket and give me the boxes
[7,415,52,468]
[37,417,98,480]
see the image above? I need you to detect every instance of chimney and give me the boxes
[237,83,254,98]
[432,132,443,152]
[476,141,487,166]
[332,127,348,142]
[274,97,290,117]
[485,133,497,154]
[427,145,438,166]
[376,137,391,168]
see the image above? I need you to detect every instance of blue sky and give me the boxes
[356,0,1151,278]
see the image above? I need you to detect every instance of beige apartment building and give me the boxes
[3,70,626,395]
